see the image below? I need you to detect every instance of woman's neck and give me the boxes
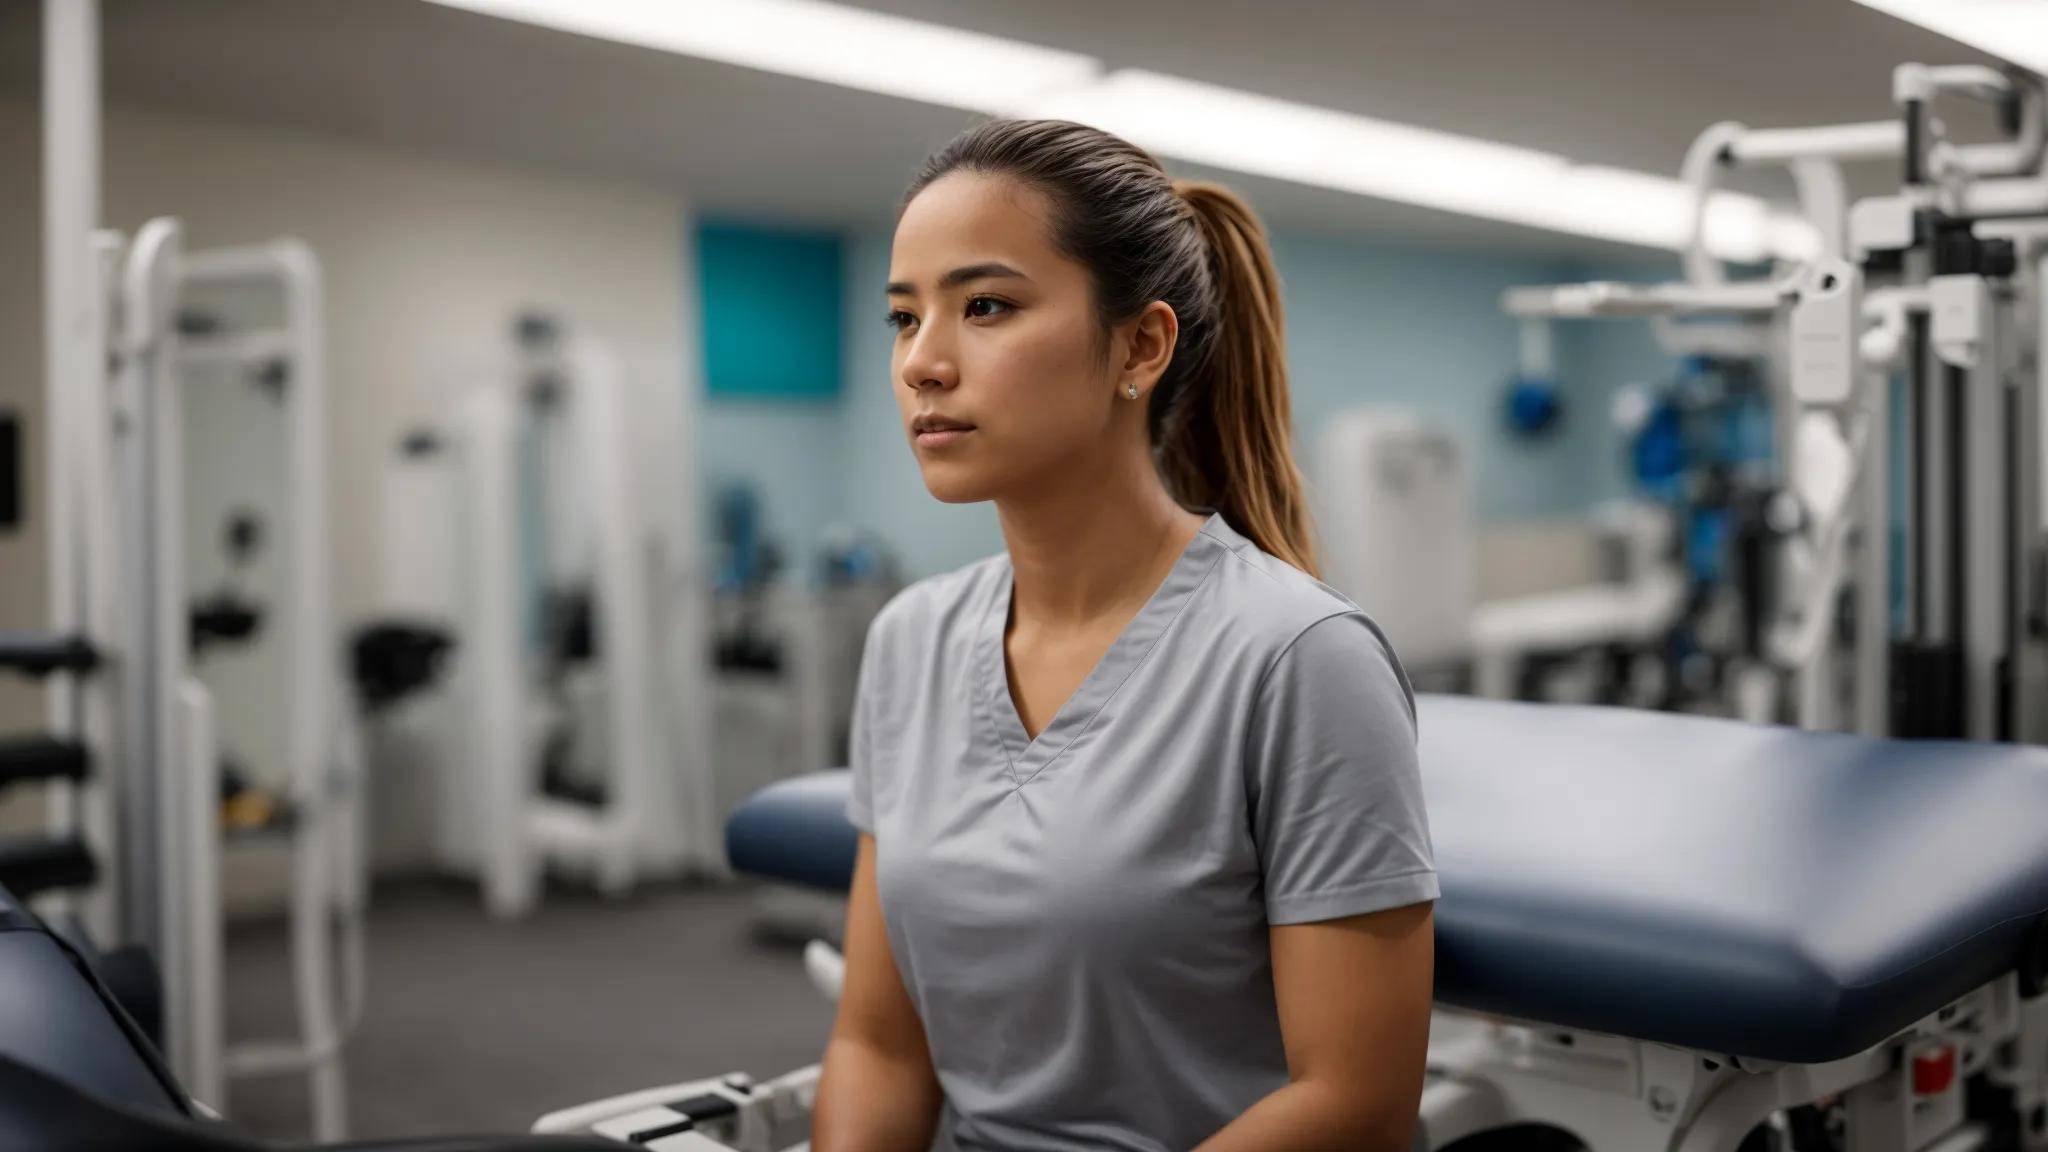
[997,460,1206,629]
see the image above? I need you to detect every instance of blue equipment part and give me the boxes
[1686,505,1731,584]
[713,483,765,593]
[1629,400,1687,497]
[1502,377,1563,439]
[723,695,2048,1066]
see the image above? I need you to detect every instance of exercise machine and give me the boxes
[24,215,368,1137]
[16,2,385,1135]
[1505,63,2048,738]
[389,312,719,918]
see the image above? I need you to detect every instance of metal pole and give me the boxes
[2016,254,2045,745]
[1858,363,1891,738]
[2034,247,2048,743]
[41,0,98,917]
[284,244,345,1141]
[140,218,190,1084]
[116,219,181,966]
[1962,350,2006,742]
[179,679,222,1109]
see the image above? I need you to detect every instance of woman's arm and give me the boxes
[1192,900,1435,1152]
[811,835,944,1152]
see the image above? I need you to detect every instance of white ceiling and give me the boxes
[0,0,2004,259]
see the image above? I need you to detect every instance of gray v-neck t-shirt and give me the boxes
[847,512,1438,1152]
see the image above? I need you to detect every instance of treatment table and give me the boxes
[551,695,2048,1152]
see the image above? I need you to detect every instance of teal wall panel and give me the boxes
[698,221,843,400]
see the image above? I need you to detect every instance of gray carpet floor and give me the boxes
[221,877,838,1143]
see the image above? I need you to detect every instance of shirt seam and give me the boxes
[1243,609,1363,710]
[1266,866,1439,914]
[1201,520,1360,611]
[976,563,1025,786]
[1012,543,1229,790]
[1239,610,1397,844]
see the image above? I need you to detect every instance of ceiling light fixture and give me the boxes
[1024,71,1819,261]
[428,0,1821,260]
[1846,0,2048,74]
[424,0,1102,116]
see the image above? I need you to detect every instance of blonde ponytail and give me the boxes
[1166,182,1319,577]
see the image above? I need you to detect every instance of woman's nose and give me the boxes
[900,327,959,393]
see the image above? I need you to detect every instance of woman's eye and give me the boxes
[964,296,1013,321]
[884,310,917,332]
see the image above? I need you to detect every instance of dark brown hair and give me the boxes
[905,119,1318,576]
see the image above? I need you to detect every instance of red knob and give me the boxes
[1912,1046,1957,1097]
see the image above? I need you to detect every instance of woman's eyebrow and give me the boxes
[886,262,1029,296]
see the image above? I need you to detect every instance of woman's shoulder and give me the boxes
[1194,516,1383,656]
[862,551,1009,657]
[1194,520,1416,727]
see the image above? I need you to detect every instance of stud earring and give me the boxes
[1126,385,1139,399]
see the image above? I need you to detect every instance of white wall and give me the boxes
[0,100,696,873]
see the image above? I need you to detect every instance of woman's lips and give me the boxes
[911,415,976,448]
[915,427,973,448]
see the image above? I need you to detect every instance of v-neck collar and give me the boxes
[976,512,1231,788]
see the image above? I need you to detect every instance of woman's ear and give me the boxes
[1115,301,1179,402]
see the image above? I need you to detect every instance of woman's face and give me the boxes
[886,172,1127,505]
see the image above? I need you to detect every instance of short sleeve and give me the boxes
[1247,612,1438,925]
[844,618,886,834]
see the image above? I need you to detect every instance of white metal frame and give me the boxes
[449,331,718,920]
[43,5,361,1130]
[39,0,118,946]
[70,223,356,1138]
[175,242,355,1138]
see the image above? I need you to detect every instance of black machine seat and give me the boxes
[0,1054,619,1151]
[0,886,185,1122]
[0,884,619,1151]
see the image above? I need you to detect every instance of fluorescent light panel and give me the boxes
[424,0,1100,115]
[1848,0,2048,75]
[1025,71,1818,261]
[427,0,1818,260]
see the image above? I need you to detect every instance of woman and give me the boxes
[813,119,1437,1152]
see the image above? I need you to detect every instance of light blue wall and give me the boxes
[696,402,847,578]
[703,222,1686,582]
[1267,234,1593,522]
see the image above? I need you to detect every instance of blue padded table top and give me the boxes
[1420,695,2048,1063]
[726,771,864,894]
[723,696,2048,1065]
